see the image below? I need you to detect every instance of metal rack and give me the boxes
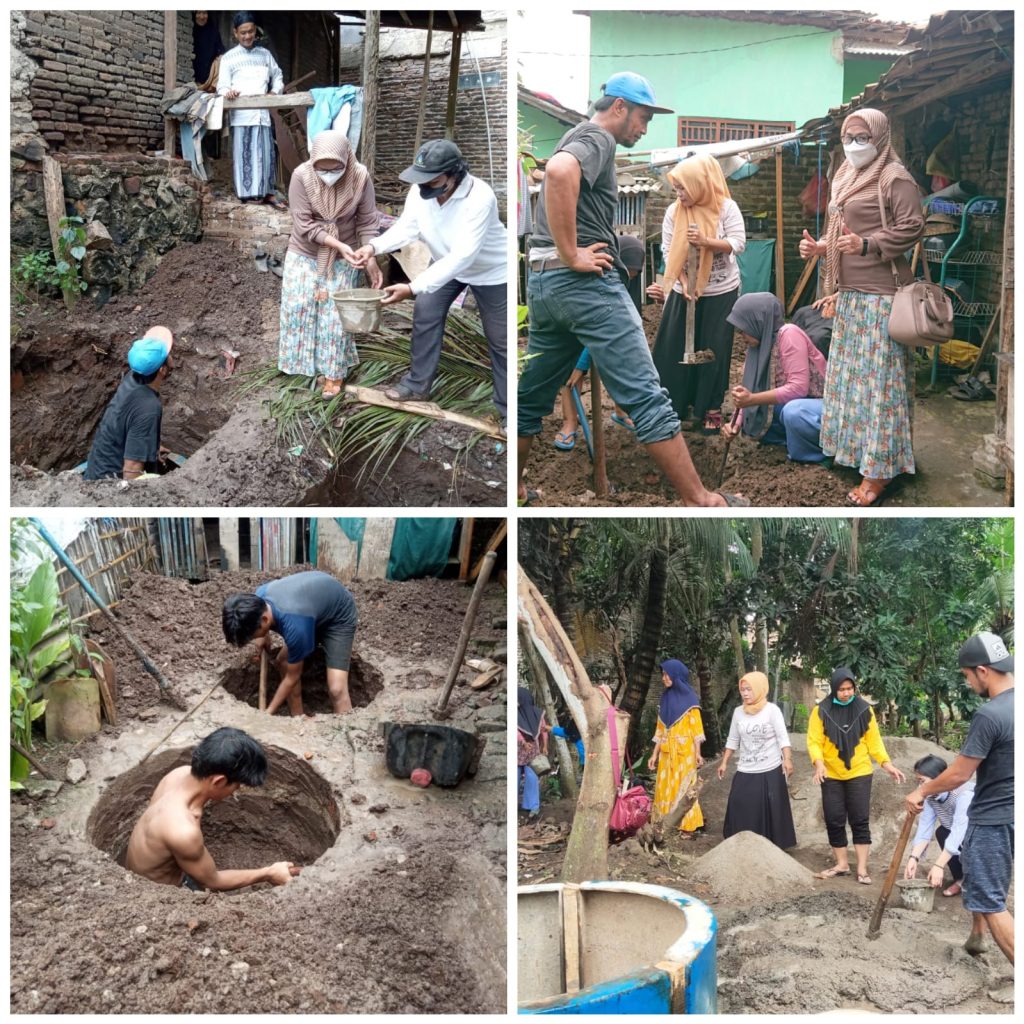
[922,195,1003,385]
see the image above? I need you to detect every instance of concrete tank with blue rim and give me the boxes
[518,880,717,1014]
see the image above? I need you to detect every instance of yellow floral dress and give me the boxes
[653,706,705,831]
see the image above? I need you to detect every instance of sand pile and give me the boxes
[688,830,816,901]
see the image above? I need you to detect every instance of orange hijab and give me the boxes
[663,154,731,299]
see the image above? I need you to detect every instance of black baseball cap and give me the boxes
[399,139,464,184]
[958,631,1014,673]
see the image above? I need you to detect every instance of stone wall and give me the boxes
[11,155,202,292]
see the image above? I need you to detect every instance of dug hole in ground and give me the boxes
[519,735,1013,1014]
[11,240,505,508]
[12,569,507,1014]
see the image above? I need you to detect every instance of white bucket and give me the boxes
[332,288,385,333]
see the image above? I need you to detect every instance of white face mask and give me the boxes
[316,169,343,186]
[843,141,877,169]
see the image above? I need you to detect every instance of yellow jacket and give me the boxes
[807,703,891,780]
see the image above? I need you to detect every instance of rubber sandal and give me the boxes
[322,379,343,399]
[811,864,851,880]
[384,382,431,402]
[716,491,751,507]
[253,247,269,273]
[553,429,579,451]
[702,411,724,436]
[846,480,888,507]
[943,882,962,897]
[857,874,872,885]
[517,488,540,507]
[265,195,288,211]
[611,413,637,432]
[267,256,284,278]
[948,376,994,401]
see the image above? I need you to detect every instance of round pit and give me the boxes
[219,649,384,715]
[87,744,340,870]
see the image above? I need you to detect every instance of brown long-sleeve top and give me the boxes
[286,171,379,260]
[833,177,925,296]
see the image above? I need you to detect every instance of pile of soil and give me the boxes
[12,565,508,1013]
[10,238,505,507]
[688,830,815,901]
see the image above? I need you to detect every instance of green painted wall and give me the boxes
[589,12,846,151]
[843,58,894,103]
[518,103,577,160]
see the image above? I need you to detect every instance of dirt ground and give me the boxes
[10,239,505,507]
[519,307,1005,508]
[12,568,507,1014]
[518,735,1013,1014]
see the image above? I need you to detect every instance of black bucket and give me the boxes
[382,722,483,787]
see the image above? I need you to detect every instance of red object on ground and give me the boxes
[410,768,432,788]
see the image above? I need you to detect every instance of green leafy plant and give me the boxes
[10,520,79,788]
[792,702,809,732]
[11,216,88,310]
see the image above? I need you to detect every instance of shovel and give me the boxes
[679,224,715,365]
[714,409,741,489]
[867,808,917,938]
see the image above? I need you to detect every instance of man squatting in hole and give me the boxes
[222,570,359,716]
[125,727,300,890]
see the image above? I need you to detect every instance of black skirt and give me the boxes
[722,764,797,849]
[651,287,739,421]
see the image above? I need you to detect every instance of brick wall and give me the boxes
[342,33,508,219]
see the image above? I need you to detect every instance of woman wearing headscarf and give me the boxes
[192,11,225,89]
[723,292,829,462]
[517,686,549,823]
[904,754,974,897]
[646,659,705,833]
[279,130,382,398]
[649,154,746,434]
[808,667,906,883]
[718,671,797,848]
[798,109,925,506]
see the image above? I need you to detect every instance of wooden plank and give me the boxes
[164,11,177,156]
[786,254,819,315]
[359,518,397,579]
[343,385,505,438]
[258,648,268,711]
[41,155,65,263]
[445,28,462,140]
[457,518,474,580]
[221,92,314,110]
[414,11,434,155]
[590,364,609,497]
[562,885,582,995]
[469,521,506,581]
[361,11,380,178]
[221,517,240,571]
[775,147,785,303]
[892,52,1005,116]
[250,518,260,571]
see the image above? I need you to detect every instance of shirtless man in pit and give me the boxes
[125,726,300,891]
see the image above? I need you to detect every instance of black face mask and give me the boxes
[419,178,449,200]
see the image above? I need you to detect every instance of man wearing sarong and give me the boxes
[217,11,285,207]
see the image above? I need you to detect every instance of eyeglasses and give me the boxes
[841,133,871,145]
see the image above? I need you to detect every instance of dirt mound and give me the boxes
[88,745,340,868]
[689,830,815,901]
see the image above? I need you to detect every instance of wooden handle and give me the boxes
[258,648,268,712]
[867,808,916,937]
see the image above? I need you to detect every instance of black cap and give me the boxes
[399,139,463,184]
[618,234,645,271]
[830,666,856,688]
[958,632,1014,673]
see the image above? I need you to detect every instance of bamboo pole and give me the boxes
[436,551,497,713]
[413,11,434,155]
[360,10,380,179]
[590,364,610,497]
[775,146,786,303]
[258,648,269,711]
[469,521,506,581]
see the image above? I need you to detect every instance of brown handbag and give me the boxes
[878,188,953,347]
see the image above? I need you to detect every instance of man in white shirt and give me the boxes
[216,12,285,207]
[351,140,506,428]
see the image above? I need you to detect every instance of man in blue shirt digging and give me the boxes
[222,571,359,715]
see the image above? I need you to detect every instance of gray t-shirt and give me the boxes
[961,688,1013,825]
[84,373,162,480]
[531,122,622,271]
[255,571,357,664]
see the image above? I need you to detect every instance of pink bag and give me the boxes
[607,707,652,836]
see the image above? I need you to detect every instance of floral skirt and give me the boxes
[278,251,362,379]
[820,290,915,478]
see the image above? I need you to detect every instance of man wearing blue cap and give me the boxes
[517,72,746,506]
[906,631,1014,964]
[84,326,174,480]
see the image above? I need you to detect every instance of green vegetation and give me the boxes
[11,216,89,310]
